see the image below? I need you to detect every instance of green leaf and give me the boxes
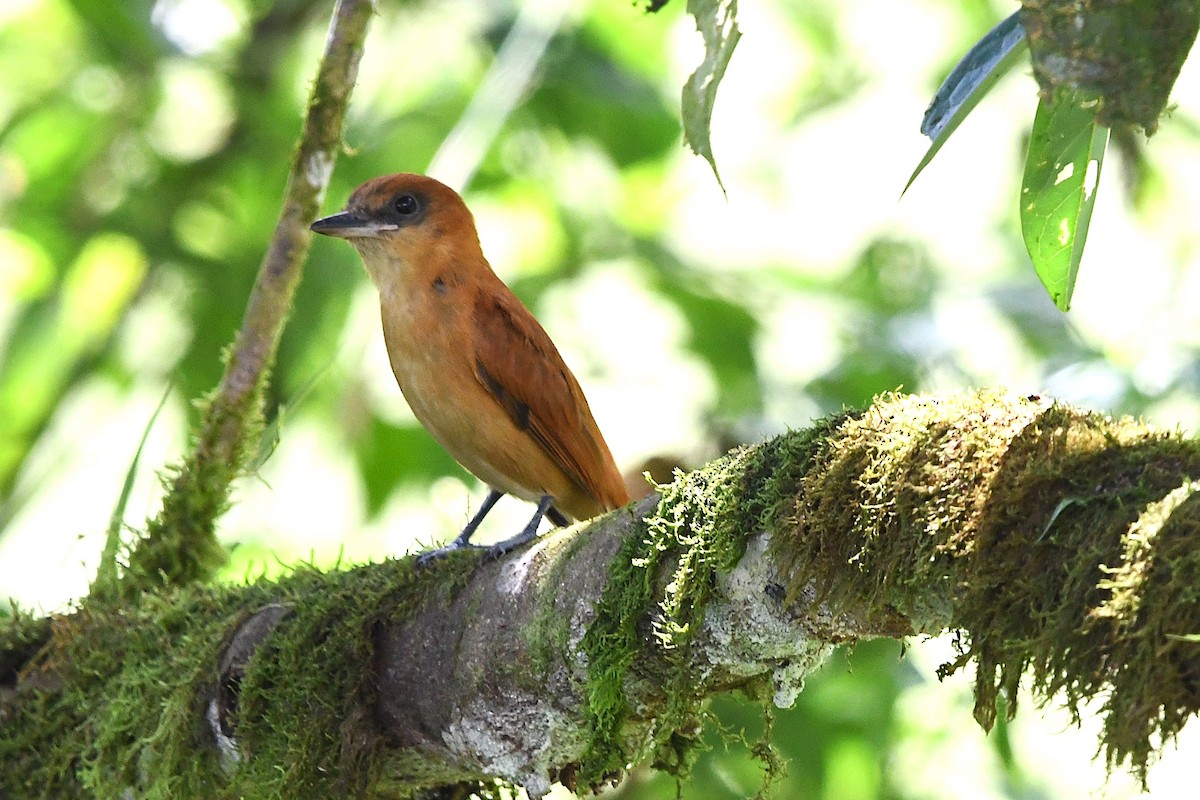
[682,0,741,194]
[94,381,173,594]
[904,12,1027,194]
[1020,88,1110,311]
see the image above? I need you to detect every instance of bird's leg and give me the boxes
[546,505,569,527]
[415,488,504,565]
[483,494,556,559]
[451,487,504,548]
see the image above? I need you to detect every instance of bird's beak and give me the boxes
[310,211,397,239]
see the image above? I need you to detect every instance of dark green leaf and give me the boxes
[905,12,1027,194]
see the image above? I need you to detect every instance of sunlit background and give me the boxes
[2,0,1199,797]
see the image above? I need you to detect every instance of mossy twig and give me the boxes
[118,0,375,596]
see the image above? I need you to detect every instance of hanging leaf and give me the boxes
[904,11,1027,194]
[682,0,741,194]
[1020,87,1109,312]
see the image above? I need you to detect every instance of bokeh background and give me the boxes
[2,0,1199,797]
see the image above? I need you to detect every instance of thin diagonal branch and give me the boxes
[111,0,376,596]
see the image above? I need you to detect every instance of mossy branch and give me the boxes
[6,390,1200,798]
[1020,0,1200,131]
[107,0,376,599]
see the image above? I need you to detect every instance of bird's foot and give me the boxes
[415,520,544,567]
[414,539,482,567]
[476,494,553,560]
[414,493,555,567]
[478,525,540,560]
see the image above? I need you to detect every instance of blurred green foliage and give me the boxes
[608,640,911,800]
[2,0,1199,797]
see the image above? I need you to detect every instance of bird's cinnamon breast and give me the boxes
[379,284,596,517]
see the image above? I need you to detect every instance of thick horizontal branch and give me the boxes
[3,390,1199,798]
[1020,0,1199,131]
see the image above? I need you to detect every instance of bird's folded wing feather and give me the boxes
[470,287,621,508]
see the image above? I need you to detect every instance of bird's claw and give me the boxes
[414,540,479,567]
[478,526,539,561]
[414,527,540,567]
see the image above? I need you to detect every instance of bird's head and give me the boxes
[311,173,483,288]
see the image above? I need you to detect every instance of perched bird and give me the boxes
[310,173,629,560]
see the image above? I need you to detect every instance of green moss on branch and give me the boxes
[576,420,837,788]
[8,390,1200,796]
[767,390,1200,781]
[1,560,478,800]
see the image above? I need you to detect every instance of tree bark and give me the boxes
[1020,0,1200,131]
[3,390,1199,798]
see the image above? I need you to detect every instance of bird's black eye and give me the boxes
[394,194,419,216]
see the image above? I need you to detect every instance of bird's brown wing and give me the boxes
[470,285,627,512]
